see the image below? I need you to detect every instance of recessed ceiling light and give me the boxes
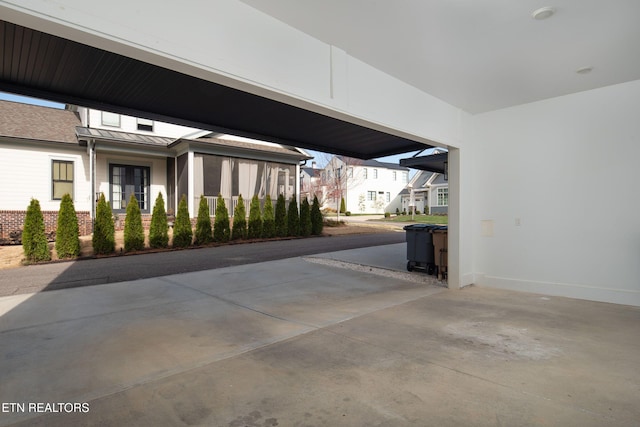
[532,7,555,20]
[576,66,593,75]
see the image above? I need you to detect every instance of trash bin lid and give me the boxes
[403,224,441,231]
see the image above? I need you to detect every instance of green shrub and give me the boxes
[340,197,346,213]
[213,194,230,242]
[345,211,351,216]
[247,195,263,239]
[275,194,287,237]
[194,195,213,245]
[396,208,400,216]
[424,206,429,215]
[93,193,115,255]
[384,212,391,218]
[287,195,300,237]
[299,197,312,237]
[124,194,145,252]
[231,195,247,240]
[55,193,80,258]
[262,195,275,238]
[173,194,192,247]
[22,198,51,262]
[311,195,323,235]
[149,193,169,248]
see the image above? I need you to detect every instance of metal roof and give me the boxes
[0,20,431,160]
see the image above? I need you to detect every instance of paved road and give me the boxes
[0,232,405,296]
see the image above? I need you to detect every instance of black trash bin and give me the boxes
[404,224,447,274]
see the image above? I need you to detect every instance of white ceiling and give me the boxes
[239,0,640,114]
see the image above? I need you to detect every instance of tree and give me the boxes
[321,154,363,221]
[340,197,346,214]
[311,195,323,235]
[124,194,145,252]
[194,195,213,245]
[55,193,80,258]
[173,194,192,247]
[22,198,51,262]
[231,195,247,240]
[287,195,300,237]
[299,197,312,237]
[93,193,115,255]
[213,194,230,242]
[274,194,287,237]
[262,194,275,238]
[247,194,263,239]
[149,193,169,248]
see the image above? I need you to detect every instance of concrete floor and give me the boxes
[0,244,638,426]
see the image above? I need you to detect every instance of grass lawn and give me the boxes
[381,214,448,224]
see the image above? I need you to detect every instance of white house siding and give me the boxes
[84,108,201,139]
[0,143,91,212]
[346,166,408,214]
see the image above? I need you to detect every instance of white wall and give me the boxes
[0,143,91,212]
[471,80,640,306]
[84,108,202,139]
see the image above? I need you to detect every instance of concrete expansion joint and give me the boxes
[303,256,447,287]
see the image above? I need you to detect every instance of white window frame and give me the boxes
[101,111,120,127]
[363,168,368,179]
[436,187,448,206]
[373,168,378,179]
[137,118,154,132]
[367,191,376,201]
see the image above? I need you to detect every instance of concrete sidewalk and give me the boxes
[0,244,638,426]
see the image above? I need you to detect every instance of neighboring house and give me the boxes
[398,170,448,215]
[0,100,311,240]
[300,161,322,203]
[320,156,409,214]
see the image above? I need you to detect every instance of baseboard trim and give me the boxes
[474,275,640,307]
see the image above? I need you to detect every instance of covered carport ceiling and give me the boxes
[0,20,430,160]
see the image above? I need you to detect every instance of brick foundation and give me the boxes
[0,210,93,242]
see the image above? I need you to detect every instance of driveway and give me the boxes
[0,244,638,426]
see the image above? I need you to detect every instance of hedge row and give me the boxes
[20,193,325,263]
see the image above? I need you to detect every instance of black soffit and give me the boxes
[0,20,430,159]
[400,152,448,173]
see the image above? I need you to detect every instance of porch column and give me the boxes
[187,150,195,218]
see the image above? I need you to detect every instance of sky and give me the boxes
[0,91,436,169]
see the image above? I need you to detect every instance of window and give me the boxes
[367,191,376,201]
[393,171,397,181]
[386,192,390,203]
[402,171,409,183]
[101,112,120,127]
[363,168,368,179]
[348,167,353,178]
[373,169,378,179]
[52,160,74,200]
[110,164,150,213]
[437,188,448,206]
[137,118,154,132]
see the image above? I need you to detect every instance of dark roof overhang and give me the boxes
[400,152,448,173]
[0,20,431,160]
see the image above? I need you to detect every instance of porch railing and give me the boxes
[199,196,278,217]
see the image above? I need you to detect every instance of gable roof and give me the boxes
[0,100,80,144]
